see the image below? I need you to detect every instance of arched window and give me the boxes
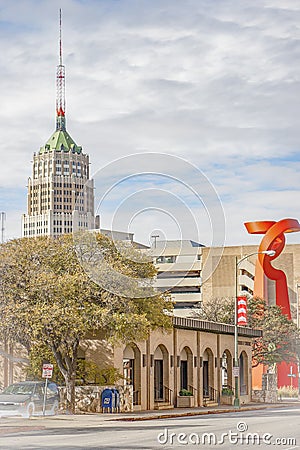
[180,347,193,392]
[153,345,169,402]
[239,351,248,395]
[221,350,233,389]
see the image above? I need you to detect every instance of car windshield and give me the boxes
[2,384,35,395]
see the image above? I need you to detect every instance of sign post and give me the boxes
[287,365,296,389]
[42,364,53,416]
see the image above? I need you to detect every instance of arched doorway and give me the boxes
[202,348,214,400]
[123,344,141,405]
[180,346,193,392]
[221,350,233,390]
[154,345,169,403]
[239,351,248,395]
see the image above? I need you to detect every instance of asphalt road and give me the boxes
[0,405,299,449]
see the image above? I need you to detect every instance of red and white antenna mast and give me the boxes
[56,8,66,131]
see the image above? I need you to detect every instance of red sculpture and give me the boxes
[245,218,300,388]
[245,218,300,319]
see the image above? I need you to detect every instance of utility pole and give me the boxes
[234,249,275,408]
[0,212,5,243]
[296,283,300,328]
[151,234,159,249]
[0,212,7,387]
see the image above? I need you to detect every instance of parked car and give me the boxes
[0,381,59,418]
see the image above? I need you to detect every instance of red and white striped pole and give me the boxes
[237,296,247,326]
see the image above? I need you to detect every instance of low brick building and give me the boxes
[1,317,260,411]
[80,317,260,410]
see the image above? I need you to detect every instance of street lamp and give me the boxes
[151,234,160,249]
[234,249,276,408]
[296,283,300,400]
[296,283,300,329]
[0,212,5,244]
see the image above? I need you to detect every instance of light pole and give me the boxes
[151,234,160,249]
[0,212,5,244]
[296,283,300,400]
[234,249,275,408]
[296,283,300,329]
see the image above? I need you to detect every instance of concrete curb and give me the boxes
[113,402,295,422]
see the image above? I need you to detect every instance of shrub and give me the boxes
[277,386,298,398]
[222,387,234,396]
[179,389,193,396]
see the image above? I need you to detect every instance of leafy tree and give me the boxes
[193,296,300,368]
[76,361,122,386]
[0,234,172,413]
[27,344,122,386]
[248,298,300,368]
[193,297,235,324]
[26,342,65,384]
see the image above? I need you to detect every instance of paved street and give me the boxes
[0,404,299,449]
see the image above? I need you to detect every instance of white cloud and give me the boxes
[1,0,300,245]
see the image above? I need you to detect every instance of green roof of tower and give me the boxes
[39,129,82,154]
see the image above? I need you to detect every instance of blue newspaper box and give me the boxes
[111,388,120,412]
[101,389,114,413]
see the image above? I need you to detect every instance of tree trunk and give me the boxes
[65,373,76,414]
[51,341,79,415]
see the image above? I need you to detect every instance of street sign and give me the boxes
[288,366,296,378]
[233,367,239,377]
[42,363,53,379]
[42,363,54,416]
[287,366,296,388]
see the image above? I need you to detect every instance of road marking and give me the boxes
[0,426,45,435]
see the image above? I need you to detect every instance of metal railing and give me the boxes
[154,385,173,404]
[203,386,220,406]
[188,384,197,396]
[164,385,173,404]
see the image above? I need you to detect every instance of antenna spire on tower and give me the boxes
[56,8,66,131]
[59,8,63,66]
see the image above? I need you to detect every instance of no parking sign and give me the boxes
[42,363,53,379]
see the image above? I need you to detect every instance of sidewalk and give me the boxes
[111,399,299,421]
[0,399,298,431]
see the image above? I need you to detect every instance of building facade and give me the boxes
[201,243,300,389]
[0,317,257,410]
[151,240,300,320]
[113,317,257,410]
[22,14,95,238]
[201,243,300,325]
[151,240,203,316]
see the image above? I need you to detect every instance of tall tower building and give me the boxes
[22,10,95,237]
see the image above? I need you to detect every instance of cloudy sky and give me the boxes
[1,0,300,248]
